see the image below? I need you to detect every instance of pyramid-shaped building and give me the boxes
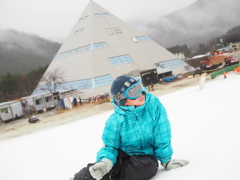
[33,0,194,97]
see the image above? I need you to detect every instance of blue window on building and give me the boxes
[79,15,89,22]
[53,42,109,60]
[132,36,150,42]
[57,79,93,90]
[109,55,134,66]
[94,13,101,16]
[82,45,91,52]
[92,42,108,49]
[75,28,84,35]
[158,59,186,69]
[33,75,113,94]
[94,75,113,88]
[102,13,109,16]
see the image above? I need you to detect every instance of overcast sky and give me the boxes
[0,0,197,43]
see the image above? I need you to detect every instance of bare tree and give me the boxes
[40,68,66,93]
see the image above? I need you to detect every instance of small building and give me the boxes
[0,101,24,122]
[156,67,172,80]
[186,54,209,69]
[140,69,158,87]
[21,93,56,113]
[229,42,240,51]
[44,93,55,109]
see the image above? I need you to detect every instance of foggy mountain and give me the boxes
[145,0,240,48]
[0,29,60,75]
[1,0,240,76]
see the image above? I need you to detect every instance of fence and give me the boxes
[211,64,239,79]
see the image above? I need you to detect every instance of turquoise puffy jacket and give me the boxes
[96,92,173,165]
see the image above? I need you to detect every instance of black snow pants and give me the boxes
[73,149,159,180]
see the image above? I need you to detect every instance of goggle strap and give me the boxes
[113,93,126,102]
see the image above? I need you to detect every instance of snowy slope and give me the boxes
[0,73,240,180]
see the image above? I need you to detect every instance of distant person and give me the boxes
[237,66,240,75]
[151,80,154,91]
[223,71,227,79]
[79,97,82,106]
[42,107,47,116]
[73,98,77,107]
[31,107,35,115]
[147,76,154,91]
[233,68,237,75]
[71,75,188,180]
[15,114,19,119]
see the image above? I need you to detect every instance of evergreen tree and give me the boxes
[0,65,48,102]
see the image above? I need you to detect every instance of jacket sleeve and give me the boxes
[96,114,120,165]
[153,97,173,164]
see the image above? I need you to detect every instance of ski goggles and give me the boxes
[113,81,145,102]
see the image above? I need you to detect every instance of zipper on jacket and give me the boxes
[135,113,144,148]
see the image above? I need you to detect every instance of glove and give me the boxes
[162,159,189,170]
[89,158,113,180]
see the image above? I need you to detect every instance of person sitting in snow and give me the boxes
[72,75,189,180]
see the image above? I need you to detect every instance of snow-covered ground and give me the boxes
[1,72,240,180]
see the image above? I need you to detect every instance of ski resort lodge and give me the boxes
[33,1,194,98]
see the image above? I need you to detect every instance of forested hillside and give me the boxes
[0,29,60,75]
[147,0,240,48]
[167,25,240,57]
